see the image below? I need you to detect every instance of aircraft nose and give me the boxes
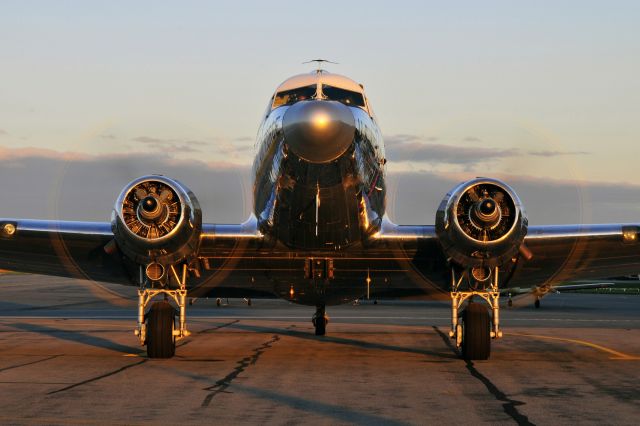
[282,100,356,163]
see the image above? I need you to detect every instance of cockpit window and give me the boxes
[321,85,366,107]
[272,85,317,108]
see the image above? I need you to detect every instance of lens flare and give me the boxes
[311,112,330,129]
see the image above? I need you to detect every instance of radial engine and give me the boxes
[111,175,202,282]
[435,177,529,280]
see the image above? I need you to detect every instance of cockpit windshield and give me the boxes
[322,85,365,108]
[272,85,317,108]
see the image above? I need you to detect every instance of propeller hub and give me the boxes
[138,196,163,222]
[472,198,501,228]
[479,199,495,216]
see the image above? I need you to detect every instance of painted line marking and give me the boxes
[511,332,640,360]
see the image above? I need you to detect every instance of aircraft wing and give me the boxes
[510,224,640,288]
[2,216,639,297]
[0,217,265,287]
[552,282,615,292]
[372,220,640,296]
[0,219,132,284]
[503,282,615,297]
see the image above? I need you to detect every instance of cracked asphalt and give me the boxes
[0,274,639,425]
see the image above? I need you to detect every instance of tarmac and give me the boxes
[0,273,639,425]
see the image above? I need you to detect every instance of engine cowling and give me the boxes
[111,175,202,267]
[435,178,528,269]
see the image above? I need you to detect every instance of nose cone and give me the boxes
[282,100,356,163]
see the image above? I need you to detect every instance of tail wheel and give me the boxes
[313,317,328,336]
[461,302,491,360]
[146,301,176,359]
[312,305,328,336]
[313,316,327,336]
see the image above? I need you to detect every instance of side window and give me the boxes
[263,95,274,118]
[321,85,365,107]
[272,85,317,108]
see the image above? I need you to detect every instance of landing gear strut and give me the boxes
[449,266,501,360]
[312,304,328,336]
[135,265,191,359]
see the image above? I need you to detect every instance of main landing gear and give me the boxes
[135,265,191,359]
[449,266,502,361]
[312,304,328,336]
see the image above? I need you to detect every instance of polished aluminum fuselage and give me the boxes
[253,103,385,249]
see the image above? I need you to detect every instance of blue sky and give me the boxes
[1,1,639,222]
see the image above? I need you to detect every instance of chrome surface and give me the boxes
[145,262,165,281]
[373,216,437,240]
[526,223,626,238]
[200,214,262,239]
[282,100,355,163]
[436,178,528,268]
[112,175,202,265]
[0,219,113,236]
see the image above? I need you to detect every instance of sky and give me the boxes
[1,1,639,224]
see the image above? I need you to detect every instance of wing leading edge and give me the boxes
[512,224,640,288]
[0,219,126,283]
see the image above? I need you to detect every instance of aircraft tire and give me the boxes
[461,302,490,360]
[146,301,176,359]
[534,298,541,309]
[314,319,326,336]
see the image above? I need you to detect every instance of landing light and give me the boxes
[2,223,15,236]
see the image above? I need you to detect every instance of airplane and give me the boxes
[504,282,616,308]
[1,63,639,360]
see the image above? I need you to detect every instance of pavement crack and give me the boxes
[0,355,59,372]
[47,359,147,395]
[433,326,534,426]
[197,320,239,335]
[201,334,280,407]
[177,320,240,349]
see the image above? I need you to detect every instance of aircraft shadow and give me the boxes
[223,322,458,360]
[146,363,409,425]
[7,322,140,355]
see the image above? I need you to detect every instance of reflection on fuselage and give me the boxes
[252,73,386,250]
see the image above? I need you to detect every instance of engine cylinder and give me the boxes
[435,178,528,268]
[111,175,202,265]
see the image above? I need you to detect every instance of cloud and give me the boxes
[132,136,208,153]
[232,136,253,143]
[0,144,249,222]
[0,145,90,161]
[386,170,640,225]
[527,150,590,157]
[0,129,7,136]
[100,133,117,140]
[463,137,482,143]
[0,144,637,226]
[385,135,517,165]
[384,134,591,165]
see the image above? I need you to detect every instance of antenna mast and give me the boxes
[303,59,338,74]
